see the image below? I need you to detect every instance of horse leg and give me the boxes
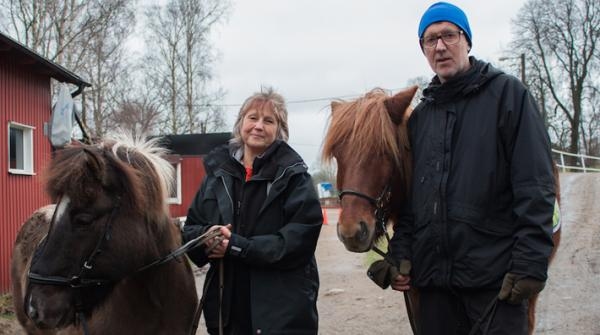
[406,288,420,334]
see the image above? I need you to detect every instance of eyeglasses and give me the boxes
[420,30,463,49]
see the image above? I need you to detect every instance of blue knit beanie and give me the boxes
[418,2,472,47]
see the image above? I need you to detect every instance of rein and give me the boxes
[27,198,224,335]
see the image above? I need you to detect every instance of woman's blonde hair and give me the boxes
[230,86,289,146]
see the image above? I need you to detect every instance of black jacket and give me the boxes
[183,140,322,334]
[390,57,555,289]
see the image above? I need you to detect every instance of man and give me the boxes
[388,2,556,334]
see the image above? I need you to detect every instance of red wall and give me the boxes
[0,54,53,292]
[169,156,206,218]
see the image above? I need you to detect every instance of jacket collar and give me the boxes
[205,140,306,181]
[422,57,503,104]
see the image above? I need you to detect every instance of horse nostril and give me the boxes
[27,303,38,321]
[359,221,369,241]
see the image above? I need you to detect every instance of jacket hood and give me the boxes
[422,57,504,104]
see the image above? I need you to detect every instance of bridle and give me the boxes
[29,197,121,290]
[27,196,222,335]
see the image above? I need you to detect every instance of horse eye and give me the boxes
[73,213,94,225]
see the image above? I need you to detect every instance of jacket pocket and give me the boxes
[448,203,516,236]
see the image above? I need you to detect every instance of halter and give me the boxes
[338,183,393,253]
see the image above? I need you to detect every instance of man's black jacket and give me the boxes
[390,57,555,289]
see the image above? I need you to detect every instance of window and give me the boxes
[168,161,182,204]
[8,122,35,175]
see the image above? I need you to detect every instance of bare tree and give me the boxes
[144,2,184,134]
[110,98,162,139]
[510,0,600,158]
[1,0,137,138]
[144,0,229,135]
[79,1,135,137]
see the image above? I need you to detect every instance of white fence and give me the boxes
[552,149,600,172]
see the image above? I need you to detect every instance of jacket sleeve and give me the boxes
[182,176,212,268]
[225,172,323,269]
[389,197,414,264]
[502,82,555,281]
[389,111,419,264]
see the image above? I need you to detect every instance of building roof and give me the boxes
[159,132,232,156]
[0,32,90,87]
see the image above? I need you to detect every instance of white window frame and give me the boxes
[8,121,35,175]
[168,161,182,205]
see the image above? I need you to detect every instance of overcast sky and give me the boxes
[203,0,528,170]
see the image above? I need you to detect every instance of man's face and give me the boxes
[421,22,471,83]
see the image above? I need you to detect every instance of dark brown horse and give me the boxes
[11,135,198,334]
[322,86,561,335]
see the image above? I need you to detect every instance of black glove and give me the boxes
[367,259,411,289]
[498,272,546,304]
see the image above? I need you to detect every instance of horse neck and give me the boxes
[152,215,181,254]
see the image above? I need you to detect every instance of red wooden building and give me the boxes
[0,32,89,293]
[161,133,231,218]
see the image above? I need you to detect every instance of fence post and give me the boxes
[560,153,566,172]
[581,154,587,173]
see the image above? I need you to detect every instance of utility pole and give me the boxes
[499,53,526,85]
[520,53,526,84]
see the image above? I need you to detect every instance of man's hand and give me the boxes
[391,259,412,291]
[498,272,546,304]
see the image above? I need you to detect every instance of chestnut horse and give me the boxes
[11,135,198,334]
[321,87,561,335]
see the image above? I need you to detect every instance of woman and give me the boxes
[183,87,323,335]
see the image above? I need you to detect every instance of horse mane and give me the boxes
[322,88,407,172]
[44,133,174,222]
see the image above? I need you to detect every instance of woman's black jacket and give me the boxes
[183,140,323,334]
[390,57,556,289]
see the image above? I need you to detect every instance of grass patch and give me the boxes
[0,293,14,317]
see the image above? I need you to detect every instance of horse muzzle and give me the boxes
[26,284,75,329]
[337,220,373,252]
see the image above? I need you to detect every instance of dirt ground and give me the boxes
[2,172,599,334]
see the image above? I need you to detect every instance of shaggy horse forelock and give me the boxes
[43,138,174,222]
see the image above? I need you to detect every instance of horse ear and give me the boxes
[83,147,105,181]
[384,85,419,125]
[331,101,342,114]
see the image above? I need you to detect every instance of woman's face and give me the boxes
[241,107,278,156]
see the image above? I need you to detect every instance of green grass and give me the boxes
[0,293,14,317]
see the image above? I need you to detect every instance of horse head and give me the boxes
[25,135,175,329]
[322,86,417,252]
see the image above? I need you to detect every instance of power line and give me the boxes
[193,87,406,109]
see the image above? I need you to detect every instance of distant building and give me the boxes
[0,32,90,293]
[159,133,231,218]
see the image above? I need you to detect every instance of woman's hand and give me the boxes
[207,224,232,259]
